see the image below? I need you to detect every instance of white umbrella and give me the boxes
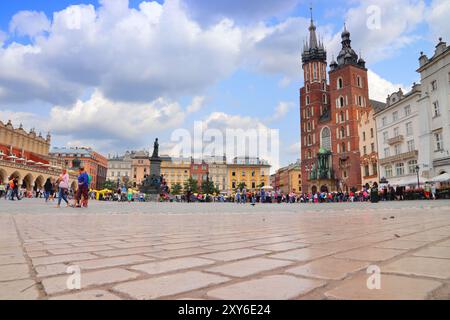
[261,186,274,190]
[397,176,425,187]
[35,162,44,166]
[431,172,450,183]
[7,155,17,159]
[26,159,35,164]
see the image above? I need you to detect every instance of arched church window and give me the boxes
[321,127,331,151]
[337,77,344,89]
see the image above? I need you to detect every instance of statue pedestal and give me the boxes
[139,156,163,197]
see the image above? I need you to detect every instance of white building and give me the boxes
[374,85,422,187]
[107,151,133,184]
[417,39,450,180]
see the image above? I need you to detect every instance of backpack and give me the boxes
[9,180,14,189]
[87,174,92,186]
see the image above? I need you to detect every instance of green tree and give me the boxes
[237,182,246,191]
[201,180,215,195]
[183,178,198,194]
[103,180,117,190]
[171,183,183,195]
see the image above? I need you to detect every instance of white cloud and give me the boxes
[326,0,426,64]
[268,101,295,122]
[426,0,450,41]
[367,69,408,101]
[49,90,187,144]
[0,0,244,105]
[187,96,205,113]
[9,11,51,38]
[0,110,48,133]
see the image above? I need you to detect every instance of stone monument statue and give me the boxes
[140,138,163,199]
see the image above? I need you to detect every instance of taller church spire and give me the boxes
[302,6,326,64]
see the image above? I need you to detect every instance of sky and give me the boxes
[0,0,449,170]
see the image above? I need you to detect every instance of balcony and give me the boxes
[379,150,418,165]
[387,135,404,145]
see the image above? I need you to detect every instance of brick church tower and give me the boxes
[300,16,369,193]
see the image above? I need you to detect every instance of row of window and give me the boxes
[384,160,418,178]
[382,122,414,142]
[381,106,412,127]
[231,181,263,189]
[384,140,415,158]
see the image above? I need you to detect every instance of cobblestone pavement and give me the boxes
[1,199,450,300]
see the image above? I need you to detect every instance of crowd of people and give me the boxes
[1,170,441,206]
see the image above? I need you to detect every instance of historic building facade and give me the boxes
[358,102,383,187]
[130,150,150,188]
[50,147,108,190]
[271,161,302,194]
[161,158,191,190]
[300,16,373,192]
[0,120,76,191]
[107,151,133,186]
[227,157,270,192]
[417,39,450,179]
[374,86,422,187]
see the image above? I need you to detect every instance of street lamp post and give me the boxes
[416,165,420,190]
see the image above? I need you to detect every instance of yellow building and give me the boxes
[161,158,191,190]
[0,120,76,191]
[271,162,302,194]
[227,157,270,192]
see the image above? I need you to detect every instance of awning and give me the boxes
[431,172,450,183]
[396,176,425,187]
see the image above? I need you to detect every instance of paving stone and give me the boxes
[400,233,448,242]
[32,253,98,266]
[270,247,335,262]
[113,271,230,299]
[325,274,442,300]
[131,257,215,275]
[200,249,268,262]
[0,264,30,281]
[334,247,406,262]
[383,257,450,279]
[36,264,69,278]
[207,275,326,300]
[435,239,450,247]
[48,245,113,255]
[146,248,212,259]
[73,255,154,271]
[255,242,309,252]
[286,257,370,280]
[413,246,450,259]
[95,247,161,257]
[203,242,259,251]
[206,257,293,278]
[0,253,27,265]
[374,240,428,250]
[0,279,40,300]
[50,290,121,300]
[42,268,140,295]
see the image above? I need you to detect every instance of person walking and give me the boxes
[44,178,53,203]
[11,177,21,201]
[56,169,70,208]
[74,167,89,208]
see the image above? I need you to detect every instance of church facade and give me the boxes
[300,16,375,193]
